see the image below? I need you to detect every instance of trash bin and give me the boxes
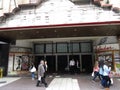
[0,68,3,78]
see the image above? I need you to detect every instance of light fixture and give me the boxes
[74,29,77,32]
[0,41,7,44]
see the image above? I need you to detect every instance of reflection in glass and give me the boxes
[57,43,68,53]
[81,43,91,53]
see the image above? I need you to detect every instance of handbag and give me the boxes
[91,72,94,77]
[30,66,36,72]
[38,76,41,81]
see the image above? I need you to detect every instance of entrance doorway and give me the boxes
[69,55,80,73]
[46,55,56,73]
[81,55,93,73]
[57,55,68,73]
[34,54,93,74]
[34,56,44,69]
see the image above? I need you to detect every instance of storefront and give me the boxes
[34,41,94,74]
[94,43,120,75]
[8,46,32,76]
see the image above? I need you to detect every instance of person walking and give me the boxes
[36,60,47,87]
[102,61,111,90]
[44,60,48,78]
[29,63,36,80]
[99,60,104,80]
[69,59,75,74]
[92,61,101,81]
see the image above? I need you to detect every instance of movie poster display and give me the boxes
[95,44,120,74]
[8,47,32,76]
[114,51,120,73]
[8,54,14,75]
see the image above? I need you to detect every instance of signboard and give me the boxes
[95,43,119,52]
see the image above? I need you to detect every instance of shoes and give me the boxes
[105,88,110,90]
[45,84,48,87]
[36,85,41,87]
[32,78,35,80]
[92,80,95,83]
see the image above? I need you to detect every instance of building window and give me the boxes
[45,43,52,53]
[57,43,68,53]
[81,42,92,53]
[53,43,56,53]
[35,44,44,54]
[72,43,80,53]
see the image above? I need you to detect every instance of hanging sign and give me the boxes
[95,44,119,52]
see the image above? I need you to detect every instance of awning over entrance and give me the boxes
[0,22,120,40]
[0,0,120,40]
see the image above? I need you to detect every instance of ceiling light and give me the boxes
[74,29,77,31]
[0,41,7,44]
[54,30,57,32]
[36,31,39,33]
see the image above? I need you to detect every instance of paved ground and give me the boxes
[0,74,120,90]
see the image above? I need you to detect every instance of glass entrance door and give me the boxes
[81,55,93,73]
[46,55,56,73]
[34,56,44,70]
[57,55,68,73]
[69,55,80,73]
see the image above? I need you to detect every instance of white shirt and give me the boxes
[103,65,111,76]
[69,60,75,66]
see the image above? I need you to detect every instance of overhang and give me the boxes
[0,21,120,40]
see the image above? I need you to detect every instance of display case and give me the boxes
[94,44,120,72]
[97,51,115,71]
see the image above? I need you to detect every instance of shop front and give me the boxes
[94,43,120,76]
[8,46,32,76]
[34,41,93,74]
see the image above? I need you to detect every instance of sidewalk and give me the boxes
[0,77,21,87]
[0,74,120,90]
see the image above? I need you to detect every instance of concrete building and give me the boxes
[0,0,120,76]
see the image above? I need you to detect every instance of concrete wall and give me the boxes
[15,40,33,48]
[93,36,118,46]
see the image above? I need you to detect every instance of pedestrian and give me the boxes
[102,61,111,90]
[92,61,101,81]
[44,60,48,78]
[76,60,80,74]
[29,63,36,80]
[69,59,75,74]
[99,60,104,79]
[36,60,48,87]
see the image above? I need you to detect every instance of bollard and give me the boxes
[0,68,3,78]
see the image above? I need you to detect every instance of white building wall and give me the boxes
[15,40,33,48]
[93,36,118,46]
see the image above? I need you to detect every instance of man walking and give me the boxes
[69,59,75,74]
[36,60,48,87]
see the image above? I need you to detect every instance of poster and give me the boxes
[8,55,14,75]
[114,51,120,73]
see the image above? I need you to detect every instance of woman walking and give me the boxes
[102,61,111,90]
[92,61,101,81]
[29,63,36,80]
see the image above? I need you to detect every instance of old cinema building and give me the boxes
[0,0,120,76]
